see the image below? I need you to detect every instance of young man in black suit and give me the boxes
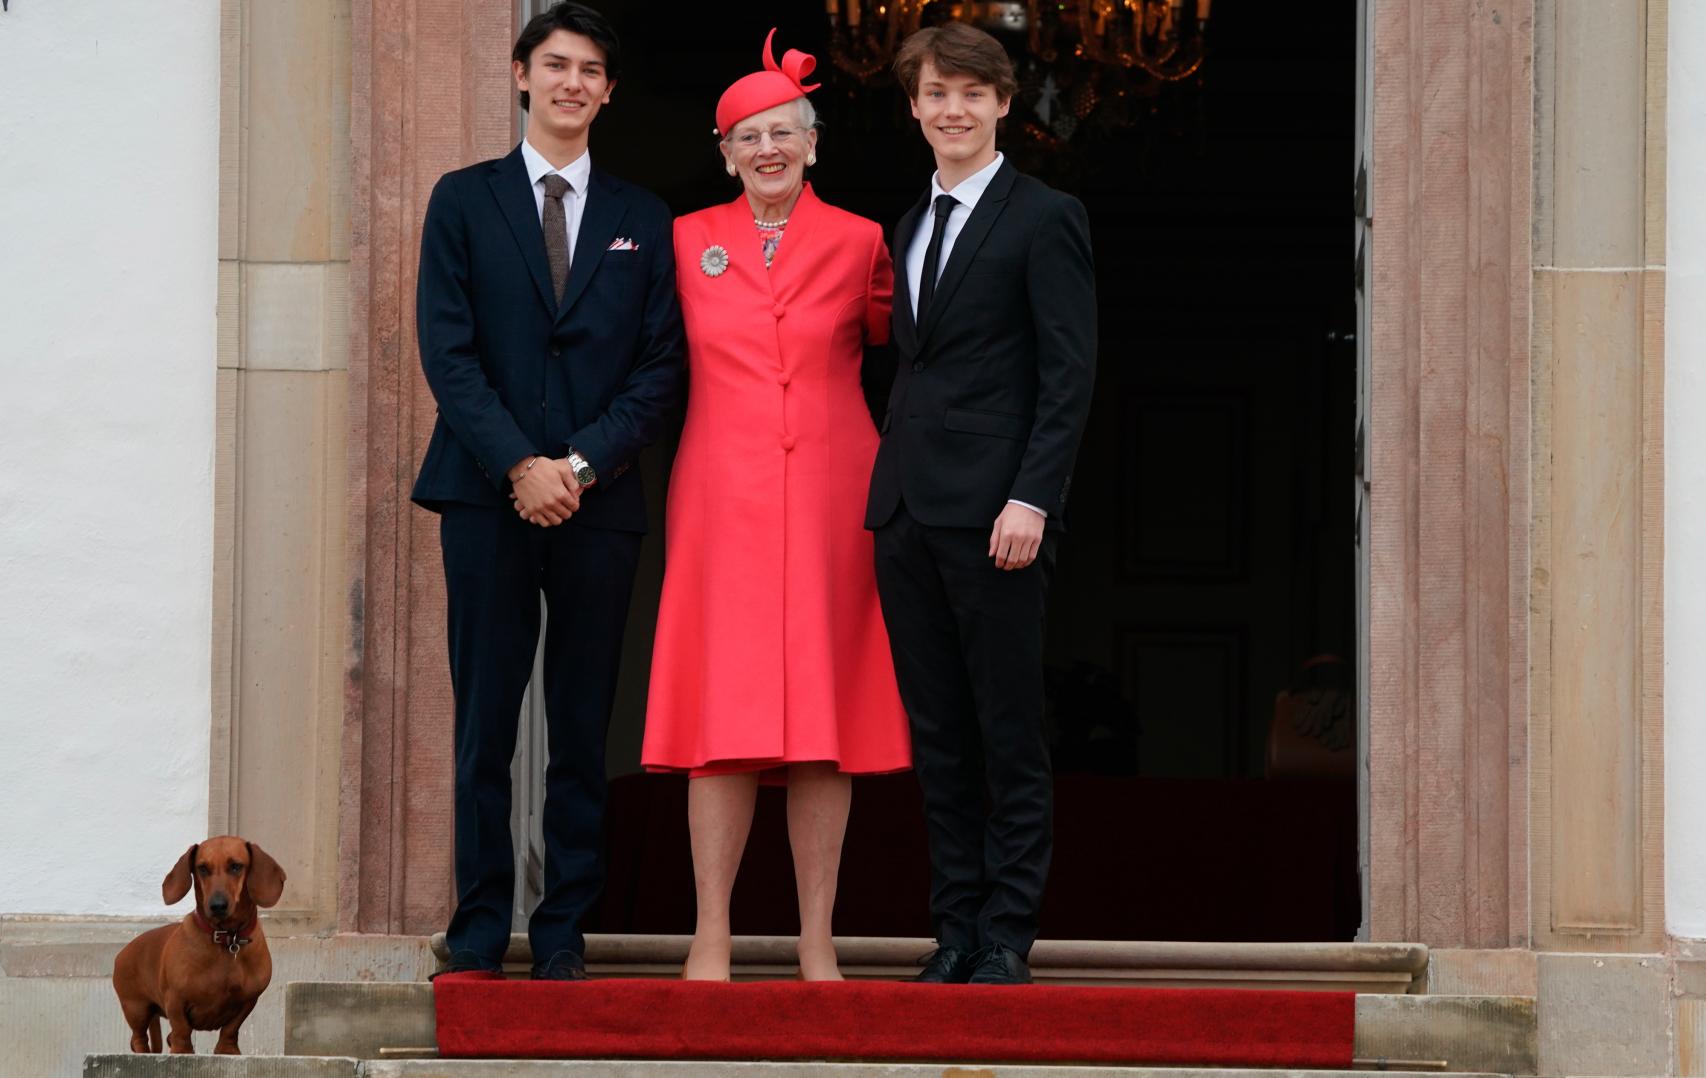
[412,2,684,980]
[867,22,1097,986]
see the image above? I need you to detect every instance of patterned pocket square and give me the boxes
[608,237,639,251]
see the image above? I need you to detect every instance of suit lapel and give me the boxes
[892,192,928,352]
[555,167,628,323]
[486,148,556,314]
[918,160,1017,349]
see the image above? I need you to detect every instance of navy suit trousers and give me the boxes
[439,504,641,968]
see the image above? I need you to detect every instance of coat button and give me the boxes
[912,361,925,373]
[780,435,796,451]
[551,347,561,357]
[773,303,787,318]
[777,372,791,386]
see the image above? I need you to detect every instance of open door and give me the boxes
[510,600,549,930]
[508,0,552,932]
[1352,0,1374,941]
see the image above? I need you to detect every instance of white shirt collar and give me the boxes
[929,152,1004,212]
[521,139,592,193]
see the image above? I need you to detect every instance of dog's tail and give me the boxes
[147,1013,162,1053]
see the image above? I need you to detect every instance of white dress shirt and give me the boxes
[521,139,591,263]
[904,152,1045,519]
[905,152,1005,322]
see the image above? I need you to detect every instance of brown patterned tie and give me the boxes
[541,173,572,302]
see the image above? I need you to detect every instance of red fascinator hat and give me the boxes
[715,28,819,136]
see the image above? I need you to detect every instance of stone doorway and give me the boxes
[343,0,1557,955]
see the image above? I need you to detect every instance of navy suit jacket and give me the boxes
[411,145,685,532]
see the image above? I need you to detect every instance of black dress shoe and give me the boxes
[430,949,502,980]
[913,946,976,984]
[531,951,589,981]
[966,943,1032,985]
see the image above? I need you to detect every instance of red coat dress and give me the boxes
[641,187,912,776]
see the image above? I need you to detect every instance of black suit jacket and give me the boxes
[865,160,1097,531]
[411,146,685,532]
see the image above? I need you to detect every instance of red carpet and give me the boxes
[433,976,1355,1066]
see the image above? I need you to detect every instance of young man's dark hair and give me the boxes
[892,21,1018,102]
[512,2,622,111]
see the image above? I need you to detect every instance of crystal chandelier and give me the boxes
[826,0,1211,140]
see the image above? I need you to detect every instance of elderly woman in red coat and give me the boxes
[641,30,911,981]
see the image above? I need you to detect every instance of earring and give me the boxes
[806,153,817,166]
[726,162,737,176]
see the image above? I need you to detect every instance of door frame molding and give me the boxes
[340,0,1678,954]
[1364,0,1534,948]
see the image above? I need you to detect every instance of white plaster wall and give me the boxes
[1667,0,1706,939]
[0,1,219,914]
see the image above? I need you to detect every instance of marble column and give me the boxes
[341,0,514,934]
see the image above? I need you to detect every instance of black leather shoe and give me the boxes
[430,949,501,980]
[966,943,1033,985]
[914,945,976,984]
[531,951,589,981]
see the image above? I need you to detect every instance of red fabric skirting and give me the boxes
[432,977,1355,1067]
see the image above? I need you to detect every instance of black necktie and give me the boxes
[916,194,958,322]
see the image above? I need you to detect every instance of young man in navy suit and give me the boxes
[867,23,1097,985]
[412,2,684,981]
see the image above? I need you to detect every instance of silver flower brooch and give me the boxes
[700,244,730,278]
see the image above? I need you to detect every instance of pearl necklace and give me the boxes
[753,216,789,229]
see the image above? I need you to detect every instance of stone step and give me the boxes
[430,934,1431,993]
[282,981,1537,1074]
[86,1060,359,1077]
[87,1060,1512,1077]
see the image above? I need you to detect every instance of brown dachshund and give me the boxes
[111,836,286,1054]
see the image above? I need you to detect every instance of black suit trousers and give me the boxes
[873,502,1056,956]
[439,504,641,968]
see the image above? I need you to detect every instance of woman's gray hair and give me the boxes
[720,97,821,142]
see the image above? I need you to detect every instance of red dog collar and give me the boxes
[192,909,258,954]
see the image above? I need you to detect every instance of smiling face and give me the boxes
[515,29,614,148]
[910,59,1010,177]
[720,100,817,210]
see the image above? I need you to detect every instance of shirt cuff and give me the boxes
[1007,499,1048,519]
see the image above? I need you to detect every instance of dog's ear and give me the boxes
[245,842,287,908]
[162,844,197,906]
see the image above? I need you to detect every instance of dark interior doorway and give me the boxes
[579,0,1358,942]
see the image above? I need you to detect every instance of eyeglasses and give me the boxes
[729,126,800,149]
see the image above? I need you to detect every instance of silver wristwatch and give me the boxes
[566,448,597,488]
